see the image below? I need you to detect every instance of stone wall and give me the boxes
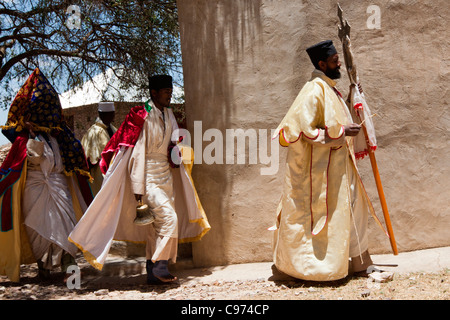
[177,0,450,267]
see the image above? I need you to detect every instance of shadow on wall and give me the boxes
[178,0,263,266]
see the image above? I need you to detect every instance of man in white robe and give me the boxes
[69,75,210,285]
[131,75,180,283]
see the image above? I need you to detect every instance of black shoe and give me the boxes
[146,260,165,285]
[37,261,51,280]
[152,260,178,283]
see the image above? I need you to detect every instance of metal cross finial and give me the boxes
[337,3,357,84]
[337,4,351,41]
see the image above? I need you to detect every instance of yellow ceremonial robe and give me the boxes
[81,120,117,196]
[272,70,376,281]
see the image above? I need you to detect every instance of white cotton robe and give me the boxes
[23,135,79,269]
[69,105,210,270]
[128,106,178,262]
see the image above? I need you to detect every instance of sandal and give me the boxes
[151,260,178,284]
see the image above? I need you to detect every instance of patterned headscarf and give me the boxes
[2,68,91,179]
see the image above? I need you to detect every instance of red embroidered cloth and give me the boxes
[100,105,148,174]
[0,133,28,231]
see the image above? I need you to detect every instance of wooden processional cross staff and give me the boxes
[337,4,398,255]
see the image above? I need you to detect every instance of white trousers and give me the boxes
[143,155,178,263]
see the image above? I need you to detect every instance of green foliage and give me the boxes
[0,0,182,109]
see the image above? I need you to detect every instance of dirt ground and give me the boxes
[1,255,448,301]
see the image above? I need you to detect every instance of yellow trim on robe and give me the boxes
[178,144,211,242]
[0,160,35,282]
[68,237,104,271]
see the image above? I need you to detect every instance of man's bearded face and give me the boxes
[322,53,342,80]
[325,65,341,79]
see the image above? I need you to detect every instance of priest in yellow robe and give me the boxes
[81,102,117,196]
[272,40,384,281]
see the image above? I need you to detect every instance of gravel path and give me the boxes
[1,255,448,301]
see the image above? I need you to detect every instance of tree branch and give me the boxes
[0,30,58,44]
[0,0,182,109]
[0,3,68,20]
[0,48,98,82]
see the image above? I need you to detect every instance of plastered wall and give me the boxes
[177,0,450,267]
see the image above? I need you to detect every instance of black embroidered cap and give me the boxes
[148,75,173,91]
[306,40,338,68]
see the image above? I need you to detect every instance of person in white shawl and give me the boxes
[81,102,117,196]
[69,75,210,284]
